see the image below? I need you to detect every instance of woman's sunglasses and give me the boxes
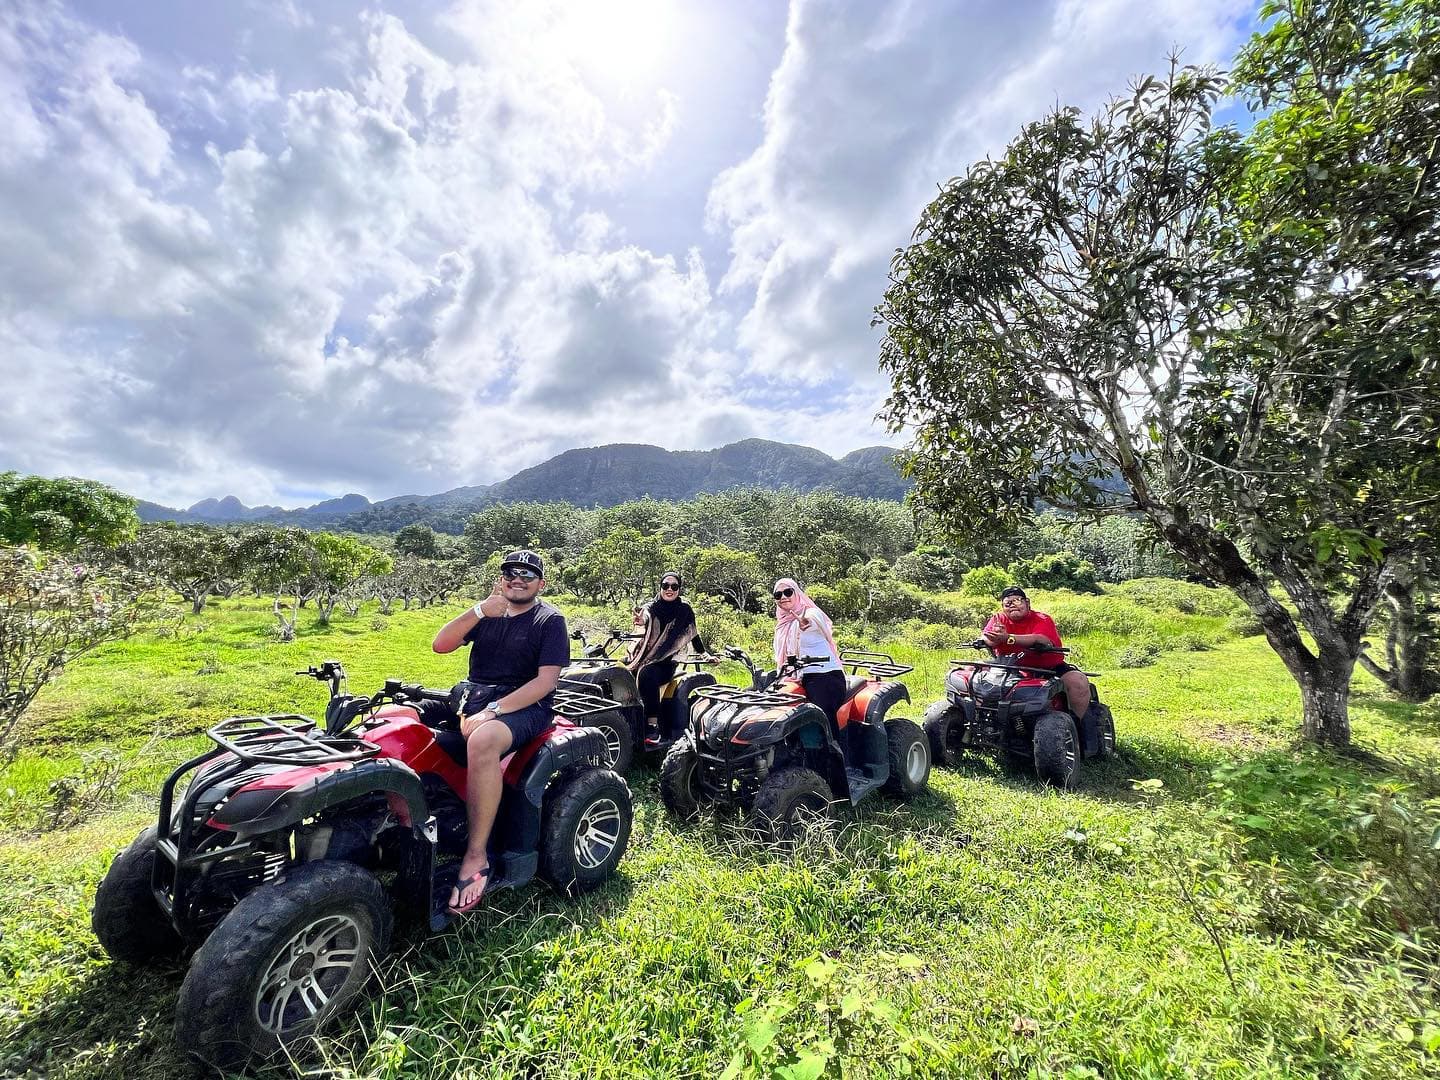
[501,567,539,582]
[660,581,681,591]
[773,587,795,599]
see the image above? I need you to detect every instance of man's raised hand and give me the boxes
[478,578,508,619]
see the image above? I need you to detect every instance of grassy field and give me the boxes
[2,587,1438,1078]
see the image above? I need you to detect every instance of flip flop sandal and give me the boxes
[447,865,492,915]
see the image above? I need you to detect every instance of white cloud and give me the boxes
[0,0,1255,509]
[707,0,1252,383]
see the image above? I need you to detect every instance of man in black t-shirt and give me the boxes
[432,549,569,914]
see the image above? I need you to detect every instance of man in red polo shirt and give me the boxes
[982,585,1091,721]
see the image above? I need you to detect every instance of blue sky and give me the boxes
[0,0,1256,508]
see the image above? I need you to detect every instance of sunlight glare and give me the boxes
[557,0,676,89]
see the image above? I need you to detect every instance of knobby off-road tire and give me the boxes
[1033,711,1080,791]
[540,767,633,896]
[922,701,963,768]
[883,718,931,796]
[1095,703,1117,759]
[658,741,702,821]
[751,766,834,844]
[586,709,635,776]
[92,825,182,965]
[175,860,392,1073]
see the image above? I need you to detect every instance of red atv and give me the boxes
[561,627,719,773]
[922,641,1116,789]
[659,647,930,839]
[91,661,632,1071]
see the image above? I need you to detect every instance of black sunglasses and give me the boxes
[773,587,795,599]
[502,567,539,582]
[660,581,681,590]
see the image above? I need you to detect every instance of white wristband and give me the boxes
[471,602,486,619]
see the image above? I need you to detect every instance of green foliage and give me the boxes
[4,595,1440,1077]
[892,544,965,591]
[1115,636,1162,668]
[462,501,580,562]
[393,523,440,558]
[0,473,138,552]
[685,545,765,610]
[959,565,1011,597]
[1008,550,1100,593]
[720,954,939,1080]
[0,547,172,754]
[562,527,676,605]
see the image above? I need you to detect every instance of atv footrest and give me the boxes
[844,766,885,803]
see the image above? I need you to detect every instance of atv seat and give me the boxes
[843,674,868,703]
[655,671,717,740]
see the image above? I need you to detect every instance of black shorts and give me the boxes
[455,681,553,751]
[1052,662,1081,677]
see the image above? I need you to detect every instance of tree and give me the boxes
[462,502,579,563]
[564,528,675,605]
[876,20,1440,745]
[236,526,319,641]
[0,547,169,755]
[394,523,440,559]
[120,523,244,614]
[686,545,765,610]
[0,473,138,552]
[309,533,393,625]
[1008,551,1101,594]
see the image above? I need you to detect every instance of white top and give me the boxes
[797,622,841,675]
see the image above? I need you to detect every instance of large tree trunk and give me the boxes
[1149,510,1389,748]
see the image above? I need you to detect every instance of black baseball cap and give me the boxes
[501,550,544,577]
[999,585,1027,599]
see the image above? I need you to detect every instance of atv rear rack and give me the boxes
[692,685,800,709]
[207,715,380,765]
[840,650,914,679]
[552,686,625,719]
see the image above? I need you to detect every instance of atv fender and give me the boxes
[863,682,911,726]
[491,726,609,886]
[209,758,429,838]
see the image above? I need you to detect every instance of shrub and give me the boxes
[1114,578,1245,617]
[1225,611,1264,637]
[1116,635,1162,667]
[1008,551,1101,593]
[912,621,969,651]
[960,565,1010,597]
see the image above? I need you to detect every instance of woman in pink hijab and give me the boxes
[772,577,845,733]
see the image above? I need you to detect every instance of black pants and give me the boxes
[637,660,679,722]
[802,669,847,737]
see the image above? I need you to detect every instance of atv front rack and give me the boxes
[692,685,799,709]
[950,657,1096,677]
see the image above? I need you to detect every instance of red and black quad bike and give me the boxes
[921,641,1117,790]
[90,660,633,1072]
[658,648,930,840]
[560,628,718,774]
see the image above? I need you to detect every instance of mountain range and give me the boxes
[135,439,909,531]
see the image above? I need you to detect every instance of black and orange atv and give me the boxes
[922,641,1116,789]
[91,661,632,1071]
[658,647,930,839]
[560,628,718,774]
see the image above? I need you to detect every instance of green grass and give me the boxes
[2,590,1438,1078]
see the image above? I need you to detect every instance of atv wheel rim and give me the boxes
[905,740,929,784]
[600,726,623,768]
[574,796,622,870]
[254,913,362,1035]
